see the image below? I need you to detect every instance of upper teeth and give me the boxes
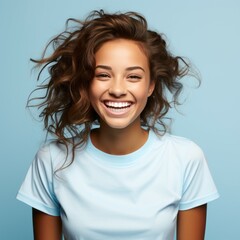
[105,101,131,108]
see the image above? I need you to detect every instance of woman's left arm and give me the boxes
[177,204,207,240]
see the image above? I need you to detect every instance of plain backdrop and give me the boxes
[1,0,239,239]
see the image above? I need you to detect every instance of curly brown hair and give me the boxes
[30,10,194,154]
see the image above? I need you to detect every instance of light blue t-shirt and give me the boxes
[17,130,219,239]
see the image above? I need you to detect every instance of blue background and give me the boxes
[1,0,239,239]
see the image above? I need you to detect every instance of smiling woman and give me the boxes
[89,39,154,133]
[16,10,219,240]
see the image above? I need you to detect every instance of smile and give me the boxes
[104,101,132,109]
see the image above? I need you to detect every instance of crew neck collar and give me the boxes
[86,129,155,167]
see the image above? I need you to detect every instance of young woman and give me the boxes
[17,10,219,240]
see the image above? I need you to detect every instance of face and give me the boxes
[89,39,155,130]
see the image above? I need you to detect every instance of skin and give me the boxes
[32,39,207,239]
[32,208,62,240]
[89,39,155,154]
[177,204,207,240]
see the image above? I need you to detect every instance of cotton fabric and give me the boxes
[17,130,219,239]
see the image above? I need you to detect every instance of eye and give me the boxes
[95,73,110,80]
[127,75,142,81]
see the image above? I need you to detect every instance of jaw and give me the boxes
[98,114,142,134]
[97,102,144,132]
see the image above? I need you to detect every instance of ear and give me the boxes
[148,81,155,97]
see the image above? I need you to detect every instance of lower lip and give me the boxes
[103,103,133,117]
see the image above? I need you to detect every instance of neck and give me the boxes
[90,124,149,155]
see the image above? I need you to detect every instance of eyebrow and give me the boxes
[95,65,145,72]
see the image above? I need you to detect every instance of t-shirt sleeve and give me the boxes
[16,144,60,216]
[179,143,219,210]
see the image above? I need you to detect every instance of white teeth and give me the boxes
[105,101,131,108]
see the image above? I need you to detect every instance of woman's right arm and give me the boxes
[32,208,62,240]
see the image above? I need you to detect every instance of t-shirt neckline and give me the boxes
[86,129,155,167]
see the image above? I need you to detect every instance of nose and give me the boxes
[108,78,127,97]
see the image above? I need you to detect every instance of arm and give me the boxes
[177,204,207,240]
[32,208,62,240]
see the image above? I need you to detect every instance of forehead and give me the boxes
[95,39,149,66]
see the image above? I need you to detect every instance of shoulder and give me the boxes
[153,132,205,165]
[166,134,203,155]
[35,140,69,169]
[154,132,203,153]
[36,140,65,157]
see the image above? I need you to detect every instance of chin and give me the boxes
[100,117,140,131]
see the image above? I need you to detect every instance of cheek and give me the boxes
[89,82,100,99]
[90,81,108,97]
[131,85,151,100]
[89,82,107,110]
[89,85,98,107]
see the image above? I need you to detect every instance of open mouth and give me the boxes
[104,101,132,111]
